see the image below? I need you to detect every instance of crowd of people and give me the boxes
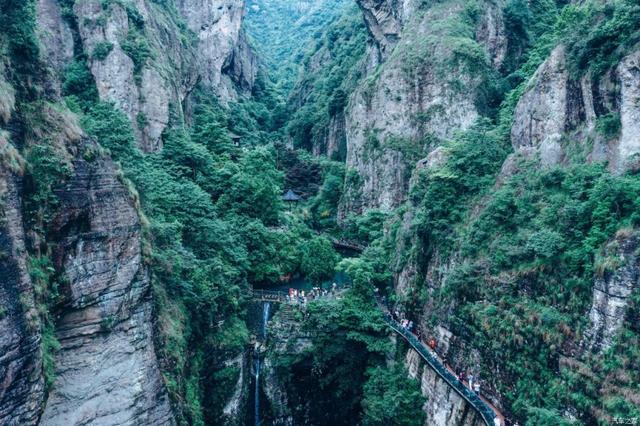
[286,283,339,304]
[386,305,526,426]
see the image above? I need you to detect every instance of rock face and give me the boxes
[510,44,640,172]
[177,0,257,98]
[582,230,640,354]
[340,0,505,216]
[71,0,194,152]
[36,143,173,425]
[262,305,311,425]
[223,31,259,94]
[0,164,44,426]
[510,46,571,167]
[36,0,75,95]
[5,1,258,423]
[405,350,483,426]
[356,0,406,58]
[37,0,256,152]
[221,353,249,424]
[616,49,640,171]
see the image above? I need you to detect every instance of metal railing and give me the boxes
[382,314,496,426]
[251,289,289,302]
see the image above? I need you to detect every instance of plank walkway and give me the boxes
[251,288,504,425]
[382,312,502,426]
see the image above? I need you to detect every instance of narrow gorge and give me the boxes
[0,0,639,425]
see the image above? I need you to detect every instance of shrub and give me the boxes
[595,112,621,139]
[91,41,114,60]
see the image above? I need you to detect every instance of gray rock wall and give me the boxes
[0,0,257,422]
[38,147,174,425]
[582,230,640,354]
[0,164,45,426]
[340,0,505,217]
[405,349,484,426]
[37,0,255,152]
[510,43,640,173]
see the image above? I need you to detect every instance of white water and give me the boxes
[255,302,270,426]
[254,357,261,426]
[262,302,271,340]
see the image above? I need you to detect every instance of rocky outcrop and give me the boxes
[223,31,258,95]
[510,46,571,167]
[340,0,504,216]
[510,44,640,172]
[582,230,640,354]
[262,355,294,426]
[405,349,483,426]
[0,161,44,426]
[356,0,406,58]
[37,0,255,152]
[311,113,346,159]
[262,304,310,425]
[221,352,249,425]
[71,0,198,152]
[177,0,257,98]
[476,3,507,68]
[616,49,640,171]
[36,142,173,425]
[36,0,75,95]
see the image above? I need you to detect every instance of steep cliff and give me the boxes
[37,0,257,152]
[0,139,44,425]
[340,0,506,215]
[405,350,483,426]
[38,139,174,425]
[373,0,640,423]
[1,0,260,424]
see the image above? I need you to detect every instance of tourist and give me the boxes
[473,382,480,395]
[468,374,474,389]
[428,338,436,350]
[494,417,501,426]
[459,371,466,383]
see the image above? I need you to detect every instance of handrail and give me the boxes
[382,314,496,425]
[250,288,496,423]
[251,287,351,303]
[251,289,289,302]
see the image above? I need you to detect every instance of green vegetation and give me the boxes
[60,49,344,421]
[245,0,353,93]
[27,256,62,391]
[120,29,152,77]
[3,0,639,424]
[0,0,41,82]
[595,113,622,139]
[353,0,640,423]
[362,365,426,426]
[269,264,424,425]
[91,41,114,60]
[284,6,368,156]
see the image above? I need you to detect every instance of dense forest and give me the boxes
[1,0,639,425]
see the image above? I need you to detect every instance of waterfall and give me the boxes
[262,302,271,340]
[254,357,261,426]
[254,301,270,425]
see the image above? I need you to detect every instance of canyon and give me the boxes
[1,0,639,425]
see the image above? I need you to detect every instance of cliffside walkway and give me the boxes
[251,289,289,303]
[381,313,500,426]
[251,288,349,304]
[328,237,365,253]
